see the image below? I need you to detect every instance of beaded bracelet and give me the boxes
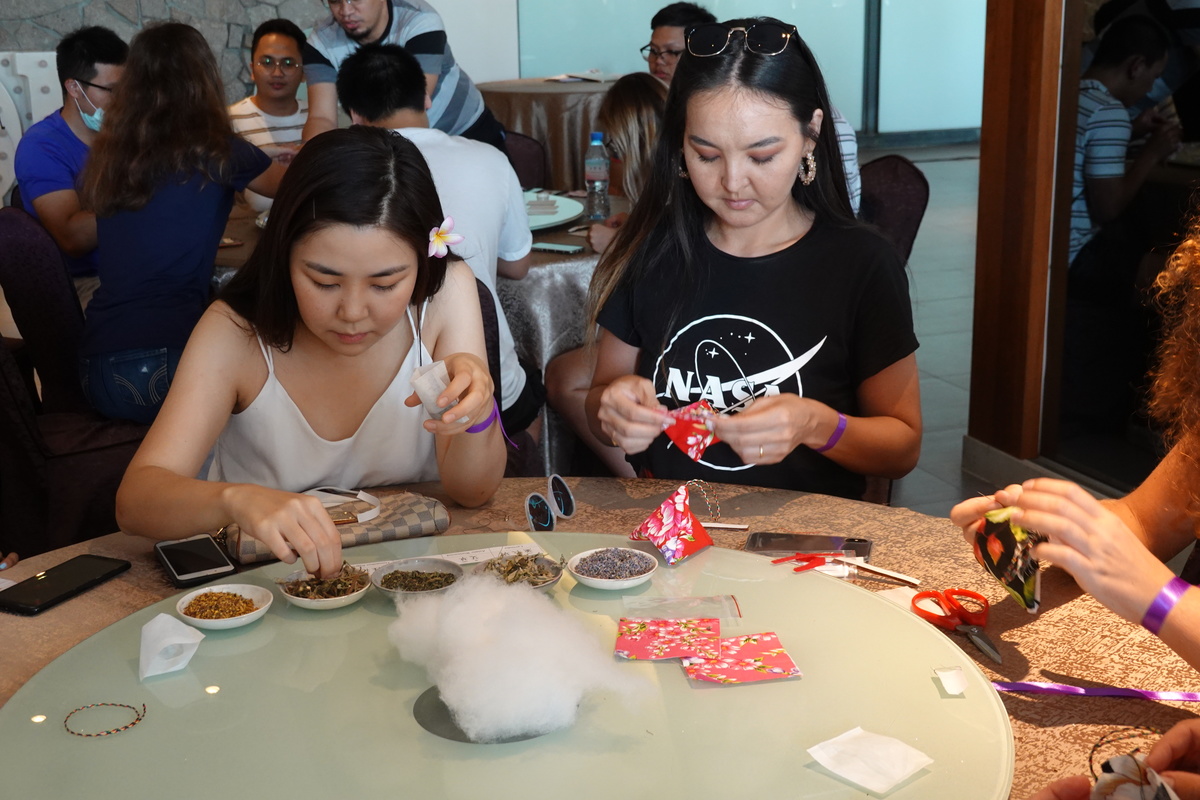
[466,399,499,433]
[64,702,146,737]
[814,413,847,453]
[1141,576,1191,635]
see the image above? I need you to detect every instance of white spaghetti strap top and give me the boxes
[207,307,439,491]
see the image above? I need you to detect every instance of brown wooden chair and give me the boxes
[0,207,148,557]
[504,131,549,190]
[858,154,931,261]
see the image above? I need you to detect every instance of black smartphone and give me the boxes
[743,532,873,562]
[0,554,132,616]
[154,534,237,588]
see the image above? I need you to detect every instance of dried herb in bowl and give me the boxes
[380,569,457,592]
[480,553,562,586]
[574,548,654,580]
[278,563,369,599]
[183,591,257,619]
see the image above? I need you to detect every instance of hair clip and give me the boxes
[428,216,464,258]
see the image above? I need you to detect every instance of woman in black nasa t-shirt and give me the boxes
[585,18,920,499]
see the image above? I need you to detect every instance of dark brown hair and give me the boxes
[80,22,232,215]
[219,126,449,350]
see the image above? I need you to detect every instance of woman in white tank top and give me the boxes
[116,128,506,578]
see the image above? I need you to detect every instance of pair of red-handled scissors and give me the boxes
[911,588,1003,664]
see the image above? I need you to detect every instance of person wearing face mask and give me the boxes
[13,26,128,308]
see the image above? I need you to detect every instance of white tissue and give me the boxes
[808,726,934,793]
[139,613,205,680]
[934,666,966,696]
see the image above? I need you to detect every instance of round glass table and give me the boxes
[0,531,1013,797]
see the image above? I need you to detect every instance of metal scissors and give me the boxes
[911,588,1002,664]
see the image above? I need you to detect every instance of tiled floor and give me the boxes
[865,144,995,517]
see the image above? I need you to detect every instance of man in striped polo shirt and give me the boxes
[1071,15,1177,276]
[228,19,309,212]
[300,0,506,152]
[1063,15,1179,438]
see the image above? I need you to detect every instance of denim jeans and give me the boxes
[81,346,183,424]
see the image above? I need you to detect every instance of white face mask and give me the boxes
[72,81,104,132]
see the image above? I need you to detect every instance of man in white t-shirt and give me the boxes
[228,19,309,212]
[336,43,543,436]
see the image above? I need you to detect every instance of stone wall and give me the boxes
[0,0,330,103]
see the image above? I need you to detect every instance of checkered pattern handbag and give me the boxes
[218,491,451,565]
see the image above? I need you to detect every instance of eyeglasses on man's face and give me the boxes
[686,22,798,58]
[75,78,116,93]
[640,44,684,63]
[255,56,302,74]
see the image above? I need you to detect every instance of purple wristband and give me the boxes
[1141,576,1191,635]
[813,413,847,453]
[466,399,499,433]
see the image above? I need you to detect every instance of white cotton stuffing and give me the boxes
[387,573,646,742]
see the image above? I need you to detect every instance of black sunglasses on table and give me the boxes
[685,22,798,58]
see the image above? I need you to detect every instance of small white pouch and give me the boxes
[411,361,459,418]
[139,613,205,680]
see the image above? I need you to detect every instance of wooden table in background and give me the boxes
[480,78,614,191]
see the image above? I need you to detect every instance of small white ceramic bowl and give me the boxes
[371,557,463,598]
[176,584,273,630]
[278,569,371,610]
[567,547,657,591]
[473,555,562,592]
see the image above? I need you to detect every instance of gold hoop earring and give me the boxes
[799,152,817,186]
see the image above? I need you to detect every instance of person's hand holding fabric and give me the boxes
[597,375,671,454]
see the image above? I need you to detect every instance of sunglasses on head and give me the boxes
[526,474,576,532]
[686,22,798,58]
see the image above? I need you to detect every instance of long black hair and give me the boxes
[587,17,856,336]
[220,126,449,350]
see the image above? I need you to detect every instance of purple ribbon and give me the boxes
[993,681,1200,702]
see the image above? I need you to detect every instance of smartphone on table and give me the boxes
[743,532,873,562]
[0,554,132,616]
[531,242,585,254]
[154,534,237,588]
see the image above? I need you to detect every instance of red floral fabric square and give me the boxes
[614,618,721,660]
[682,632,803,684]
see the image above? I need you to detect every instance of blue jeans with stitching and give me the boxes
[80,346,183,424]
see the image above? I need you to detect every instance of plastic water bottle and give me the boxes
[584,131,610,221]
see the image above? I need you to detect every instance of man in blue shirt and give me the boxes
[14,26,127,307]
